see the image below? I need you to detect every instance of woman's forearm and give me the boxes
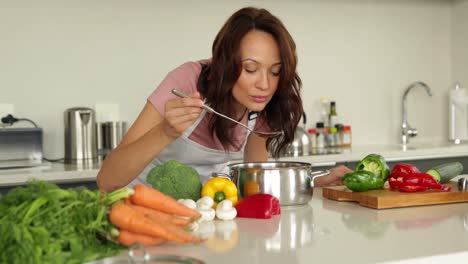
[96,123,173,192]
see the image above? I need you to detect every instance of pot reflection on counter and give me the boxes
[237,204,329,252]
[264,205,329,251]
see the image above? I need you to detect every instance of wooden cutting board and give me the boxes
[322,182,468,209]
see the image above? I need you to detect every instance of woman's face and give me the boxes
[232,30,281,115]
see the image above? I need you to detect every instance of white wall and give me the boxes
[453,0,468,86]
[0,0,456,159]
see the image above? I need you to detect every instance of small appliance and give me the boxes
[0,127,44,168]
[64,107,97,164]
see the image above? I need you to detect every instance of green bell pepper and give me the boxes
[342,170,385,192]
[355,153,390,181]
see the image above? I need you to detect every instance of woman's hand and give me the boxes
[314,165,353,187]
[162,91,204,139]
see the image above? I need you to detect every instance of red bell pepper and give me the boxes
[399,185,428,192]
[235,193,281,219]
[389,164,451,192]
[391,163,421,175]
[389,164,421,189]
[402,173,450,191]
[389,176,403,189]
[422,175,452,191]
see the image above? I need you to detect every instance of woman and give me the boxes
[97,7,351,192]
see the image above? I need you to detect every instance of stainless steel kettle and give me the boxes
[64,107,97,164]
[281,112,313,157]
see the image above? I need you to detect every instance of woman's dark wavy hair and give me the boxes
[197,7,303,159]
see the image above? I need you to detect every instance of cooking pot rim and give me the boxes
[228,161,312,169]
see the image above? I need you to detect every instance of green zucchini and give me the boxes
[426,161,464,183]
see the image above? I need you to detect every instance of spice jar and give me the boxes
[315,122,326,154]
[307,128,317,154]
[342,125,352,147]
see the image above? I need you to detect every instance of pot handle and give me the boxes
[309,169,330,188]
[211,172,233,181]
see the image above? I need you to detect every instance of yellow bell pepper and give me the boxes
[201,177,238,208]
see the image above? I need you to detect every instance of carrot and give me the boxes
[126,203,200,243]
[117,229,166,247]
[171,215,193,227]
[130,184,201,219]
[151,217,201,243]
[110,203,187,243]
[123,197,132,205]
[129,203,192,227]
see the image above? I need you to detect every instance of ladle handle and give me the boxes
[171,89,215,113]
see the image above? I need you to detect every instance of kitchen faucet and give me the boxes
[401,81,433,145]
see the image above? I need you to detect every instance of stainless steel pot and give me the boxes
[227,162,329,206]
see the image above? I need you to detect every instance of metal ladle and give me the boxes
[171,89,284,138]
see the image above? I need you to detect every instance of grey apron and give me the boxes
[130,110,256,186]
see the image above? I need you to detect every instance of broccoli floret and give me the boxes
[146,160,202,201]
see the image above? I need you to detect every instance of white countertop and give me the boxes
[1,141,467,187]
[0,162,101,187]
[100,185,468,264]
[3,142,468,263]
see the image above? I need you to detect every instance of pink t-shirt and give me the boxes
[148,60,266,152]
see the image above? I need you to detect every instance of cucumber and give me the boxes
[426,161,464,183]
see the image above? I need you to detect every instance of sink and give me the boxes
[399,141,463,151]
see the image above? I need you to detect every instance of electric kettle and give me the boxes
[281,112,312,157]
[64,107,97,164]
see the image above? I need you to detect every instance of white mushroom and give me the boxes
[197,207,216,222]
[215,200,237,220]
[196,196,214,210]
